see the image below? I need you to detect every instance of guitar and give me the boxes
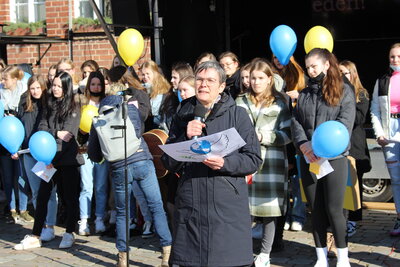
[142,129,169,178]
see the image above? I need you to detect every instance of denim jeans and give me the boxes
[23,154,58,226]
[132,180,152,222]
[0,155,28,211]
[79,154,109,219]
[383,118,400,214]
[111,159,172,252]
[287,174,306,224]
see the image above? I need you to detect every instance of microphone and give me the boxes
[192,104,207,140]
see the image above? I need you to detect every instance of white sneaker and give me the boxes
[252,223,263,239]
[291,221,303,231]
[142,221,154,239]
[284,221,290,230]
[109,210,117,224]
[14,235,41,250]
[254,253,270,267]
[59,232,75,249]
[78,219,90,236]
[95,218,106,233]
[40,227,55,242]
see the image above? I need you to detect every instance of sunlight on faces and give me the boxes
[272,55,284,70]
[339,65,351,80]
[195,68,225,108]
[305,55,329,78]
[178,81,195,100]
[241,69,250,89]
[89,77,102,94]
[198,56,214,66]
[390,47,400,66]
[1,74,18,90]
[58,62,74,76]
[171,70,180,89]
[141,67,154,84]
[29,81,43,99]
[250,70,272,96]
[82,66,94,79]
[219,56,239,77]
[48,68,56,83]
[52,77,63,98]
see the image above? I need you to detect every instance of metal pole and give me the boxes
[122,100,130,267]
[68,0,73,59]
[152,0,161,65]
[88,0,121,60]
[224,0,230,51]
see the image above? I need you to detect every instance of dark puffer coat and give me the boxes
[162,93,262,267]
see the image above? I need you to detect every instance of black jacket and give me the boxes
[349,90,371,172]
[161,93,262,266]
[17,92,43,149]
[292,78,356,158]
[38,98,83,167]
[225,69,241,99]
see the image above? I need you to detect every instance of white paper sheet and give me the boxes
[313,158,334,179]
[160,127,246,162]
[389,132,400,143]
[31,161,57,183]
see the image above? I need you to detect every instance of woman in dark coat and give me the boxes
[14,71,83,250]
[162,61,262,267]
[292,49,355,267]
[339,60,371,236]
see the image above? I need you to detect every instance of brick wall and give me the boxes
[1,0,152,78]
[6,36,151,77]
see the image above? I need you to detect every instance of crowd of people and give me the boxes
[0,43,399,267]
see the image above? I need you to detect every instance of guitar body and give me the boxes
[142,129,169,178]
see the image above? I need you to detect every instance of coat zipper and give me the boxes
[223,177,239,195]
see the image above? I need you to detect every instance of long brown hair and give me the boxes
[339,60,369,103]
[280,56,306,92]
[249,60,282,107]
[25,75,47,112]
[140,60,170,99]
[306,48,343,106]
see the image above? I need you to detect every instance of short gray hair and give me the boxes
[194,61,226,84]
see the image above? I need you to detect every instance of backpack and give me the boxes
[92,101,141,162]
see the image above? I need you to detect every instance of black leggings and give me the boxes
[300,157,348,248]
[32,166,80,236]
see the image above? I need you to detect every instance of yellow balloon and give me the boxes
[117,28,144,66]
[80,105,99,133]
[304,26,334,53]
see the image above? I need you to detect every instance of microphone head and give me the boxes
[194,104,207,120]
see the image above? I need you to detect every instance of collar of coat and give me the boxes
[177,92,235,122]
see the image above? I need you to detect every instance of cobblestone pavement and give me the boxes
[0,209,399,266]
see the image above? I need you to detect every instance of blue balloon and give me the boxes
[269,25,297,66]
[0,116,25,154]
[0,101,4,119]
[21,72,31,85]
[312,121,350,158]
[29,131,57,165]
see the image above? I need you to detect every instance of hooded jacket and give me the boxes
[162,92,262,266]
[291,77,356,158]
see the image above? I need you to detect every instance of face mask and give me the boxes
[390,65,400,72]
[90,91,103,97]
[309,72,325,84]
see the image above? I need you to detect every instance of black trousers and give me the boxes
[301,157,348,248]
[32,166,80,236]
